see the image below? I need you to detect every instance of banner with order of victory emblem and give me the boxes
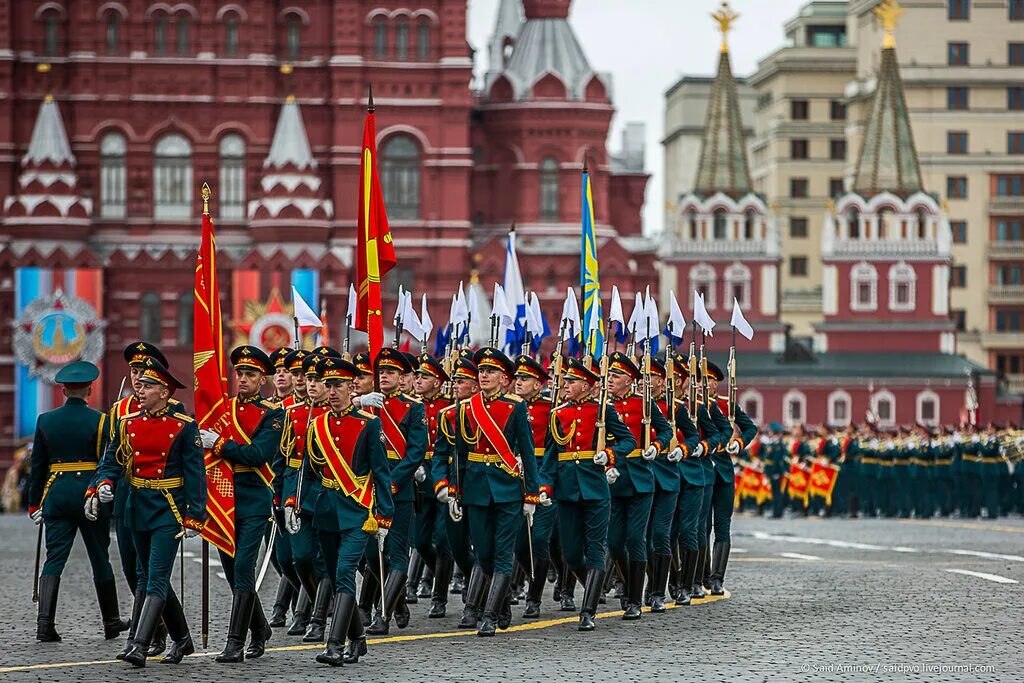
[231,269,320,351]
[13,268,106,438]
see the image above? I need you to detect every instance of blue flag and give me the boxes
[580,169,604,356]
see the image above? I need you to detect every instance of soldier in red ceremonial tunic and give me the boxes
[92,359,205,668]
[269,347,296,407]
[200,345,284,663]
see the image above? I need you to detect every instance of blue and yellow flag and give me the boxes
[580,168,604,356]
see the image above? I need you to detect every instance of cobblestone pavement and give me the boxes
[1,513,1021,682]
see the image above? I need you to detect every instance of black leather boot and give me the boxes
[123,595,165,667]
[702,541,712,589]
[428,556,453,618]
[477,573,511,637]
[676,549,696,606]
[116,589,145,659]
[146,619,167,657]
[650,554,671,613]
[367,569,406,635]
[691,546,708,599]
[287,586,312,636]
[245,594,272,658]
[357,573,379,628]
[95,579,130,640]
[457,566,487,629]
[159,590,194,664]
[215,590,254,663]
[316,592,355,667]
[303,578,332,643]
[522,558,550,619]
[418,565,434,598]
[622,560,646,620]
[509,564,525,606]
[405,551,423,604]
[270,578,295,627]
[450,565,465,595]
[578,569,604,632]
[710,541,730,595]
[668,544,681,601]
[559,569,577,611]
[36,575,61,642]
[343,594,368,664]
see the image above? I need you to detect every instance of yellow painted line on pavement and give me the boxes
[0,592,730,674]
[898,518,1024,534]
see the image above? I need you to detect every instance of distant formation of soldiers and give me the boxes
[737,422,1024,521]
[28,336,1021,668]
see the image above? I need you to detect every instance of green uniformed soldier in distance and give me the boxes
[28,361,129,643]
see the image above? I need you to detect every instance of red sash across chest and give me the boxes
[311,411,373,508]
[380,397,411,458]
[612,395,652,448]
[467,393,519,476]
[526,400,551,451]
[229,397,275,486]
[555,401,600,452]
[125,413,188,479]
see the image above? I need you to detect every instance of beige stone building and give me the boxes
[664,0,1024,388]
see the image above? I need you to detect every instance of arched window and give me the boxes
[224,15,239,56]
[877,207,894,239]
[100,132,127,218]
[42,10,60,55]
[154,14,168,54]
[380,135,420,220]
[176,14,190,55]
[689,263,717,310]
[685,210,697,240]
[539,157,560,221]
[744,210,756,240]
[417,18,430,60]
[828,390,852,427]
[724,261,751,310]
[872,390,895,427]
[850,261,878,311]
[916,390,940,427]
[154,133,192,220]
[140,291,162,343]
[783,389,806,428]
[219,134,246,220]
[916,208,928,240]
[374,18,387,58]
[739,389,763,425]
[105,13,120,54]
[177,292,194,346]
[888,261,916,312]
[847,207,861,239]
[395,18,409,59]
[713,209,728,240]
[286,16,301,59]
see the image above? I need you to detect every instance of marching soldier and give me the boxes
[605,352,672,620]
[91,358,205,668]
[410,354,453,617]
[265,346,297,628]
[366,348,426,636]
[199,345,283,662]
[28,361,128,643]
[979,424,1003,519]
[282,350,337,639]
[299,356,394,667]
[269,347,296,406]
[541,357,636,631]
[512,355,555,619]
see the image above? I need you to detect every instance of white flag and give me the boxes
[404,291,424,341]
[393,285,406,326]
[492,283,514,326]
[626,292,643,335]
[561,287,581,339]
[450,283,468,332]
[641,288,660,340]
[730,298,754,341]
[609,286,624,326]
[346,284,357,325]
[420,294,433,344]
[526,292,544,334]
[693,291,716,336]
[668,291,686,338]
[291,286,322,328]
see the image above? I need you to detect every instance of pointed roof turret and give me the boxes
[248,96,332,222]
[487,0,523,74]
[851,0,922,197]
[693,2,752,197]
[23,95,75,167]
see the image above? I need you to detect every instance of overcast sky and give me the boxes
[466,0,810,234]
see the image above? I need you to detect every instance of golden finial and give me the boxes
[874,0,903,49]
[712,1,739,53]
[470,268,480,285]
[37,63,51,73]
[280,63,293,75]
[286,94,296,104]
[201,183,211,215]
[44,94,54,103]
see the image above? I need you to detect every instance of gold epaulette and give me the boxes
[502,393,524,403]
[124,410,144,420]
[258,399,278,410]
[176,414,196,423]
[169,398,183,407]
[357,409,376,420]
[401,393,422,403]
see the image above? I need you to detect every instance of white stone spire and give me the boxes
[22,95,75,167]
[264,96,314,171]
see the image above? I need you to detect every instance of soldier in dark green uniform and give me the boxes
[978,424,1003,519]
[93,359,206,668]
[764,423,787,519]
[28,361,128,642]
[200,346,283,662]
[541,357,636,631]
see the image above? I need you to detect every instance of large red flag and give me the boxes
[354,92,397,362]
[193,185,235,556]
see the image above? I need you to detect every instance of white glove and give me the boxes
[642,445,658,461]
[30,509,43,525]
[448,498,463,522]
[726,439,741,455]
[356,392,385,409]
[593,450,609,466]
[84,495,99,521]
[667,447,684,463]
[971,435,981,444]
[605,467,620,484]
[284,506,301,534]
[693,442,705,458]
[436,487,449,503]
[97,483,114,504]
[414,466,426,483]
[523,502,536,519]
[199,429,220,449]
[539,491,552,507]
[184,527,201,539]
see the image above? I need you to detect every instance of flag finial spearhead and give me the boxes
[367,85,375,113]
[201,183,211,215]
